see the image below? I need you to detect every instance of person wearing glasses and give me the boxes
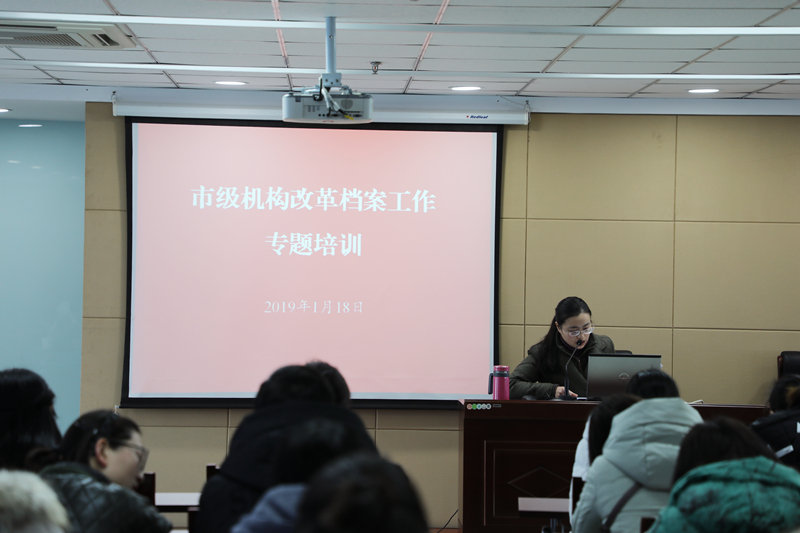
[32,409,171,533]
[510,296,615,400]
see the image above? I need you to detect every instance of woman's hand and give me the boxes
[554,386,578,399]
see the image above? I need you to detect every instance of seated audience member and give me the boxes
[648,417,800,533]
[586,394,640,465]
[231,418,378,533]
[305,360,351,408]
[196,363,375,533]
[751,375,800,468]
[295,454,428,533]
[570,370,681,518]
[33,409,171,533]
[573,394,702,533]
[0,368,62,471]
[0,469,69,533]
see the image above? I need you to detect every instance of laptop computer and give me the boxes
[585,354,662,400]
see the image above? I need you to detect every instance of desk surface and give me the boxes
[155,492,200,513]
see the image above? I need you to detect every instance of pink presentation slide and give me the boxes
[129,123,496,399]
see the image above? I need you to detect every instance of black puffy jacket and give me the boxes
[41,462,172,533]
[751,408,800,468]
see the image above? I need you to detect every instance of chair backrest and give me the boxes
[135,472,156,505]
[615,350,633,355]
[206,463,220,480]
[778,351,800,377]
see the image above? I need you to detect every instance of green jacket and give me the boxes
[647,456,800,533]
[509,333,615,399]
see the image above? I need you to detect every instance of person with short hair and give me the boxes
[624,369,679,400]
[0,368,62,471]
[34,409,171,533]
[649,417,800,533]
[750,374,800,468]
[196,363,375,533]
[510,297,615,400]
[0,469,69,533]
[296,454,428,533]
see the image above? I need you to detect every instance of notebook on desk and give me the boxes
[584,354,662,399]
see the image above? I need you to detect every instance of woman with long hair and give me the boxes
[510,297,615,399]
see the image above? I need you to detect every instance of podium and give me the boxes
[459,400,767,533]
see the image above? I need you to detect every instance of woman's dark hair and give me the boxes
[0,368,61,470]
[672,417,777,484]
[767,374,800,412]
[27,410,140,471]
[254,365,336,410]
[625,369,680,399]
[305,361,351,408]
[588,394,640,464]
[534,296,592,375]
[296,453,428,533]
[273,418,376,485]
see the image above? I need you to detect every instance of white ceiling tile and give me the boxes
[702,49,800,63]
[599,8,779,26]
[0,0,112,14]
[42,70,172,83]
[62,79,176,87]
[0,68,53,80]
[643,81,776,93]
[577,35,732,49]
[150,51,287,68]
[167,73,288,84]
[678,61,800,75]
[561,48,706,62]
[430,33,577,48]
[407,87,521,95]
[449,0,616,6]
[418,58,550,72]
[722,36,800,50]
[139,38,281,55]
[111,0,275,19]
[289,55,417,70]
[38,66,166,75]
[128,24,280,42]
[424,45,562,61]
[547,61,685,74]
[522,91,633,97]
[761,7,800,26]
[408,80,527,91]
[757,84,800,94]
[442,7,608,25]
[9,48,153,62]
[0,49,21,60]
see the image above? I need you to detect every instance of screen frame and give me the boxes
[120,116,503,410]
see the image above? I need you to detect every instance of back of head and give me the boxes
[273,418,376,485]
[0,469,69,533]
[296,454,428,533]
[768,374,800,412]
[305,361,351,408]
[255,365,336,410]
[673,417,777,484]
[588,394,640,464]
[0,368,61,470]
[625,369,679,399]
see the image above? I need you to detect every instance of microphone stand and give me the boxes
[562,338,583,400]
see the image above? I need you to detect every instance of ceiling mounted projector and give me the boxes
[282,17,373,124]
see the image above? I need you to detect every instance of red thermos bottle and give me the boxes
[488,365,510,400]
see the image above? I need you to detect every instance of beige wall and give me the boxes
[83,105,800,527]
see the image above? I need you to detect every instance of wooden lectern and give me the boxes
[459,400,766,533]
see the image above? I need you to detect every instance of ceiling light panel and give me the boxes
[112,0,275,19]
[424,45,563,61]
[151,52,288,68]
[723,36,800,50]
[128,24,282,42]
[547,61,686,74]
[599,8,779,27]
[679,62,800,75]
[277,3,440,24]
[560,48,707,62]
[139,38,282,55]
[442,6,608,25]
[409,80,525,92]
[168,74,289,85]
[12,48,153,63]
[644,82,770,93]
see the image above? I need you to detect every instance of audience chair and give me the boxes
[135,472,156,506]
[778,351,800,377]
[615,350,633,354]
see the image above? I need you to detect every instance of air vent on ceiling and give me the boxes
[0,21,136,49]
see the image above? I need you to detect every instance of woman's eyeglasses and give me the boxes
[566,325,594,338]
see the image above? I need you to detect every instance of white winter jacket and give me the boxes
[572,398,703,533]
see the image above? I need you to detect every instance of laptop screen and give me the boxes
[585,354,662,399]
